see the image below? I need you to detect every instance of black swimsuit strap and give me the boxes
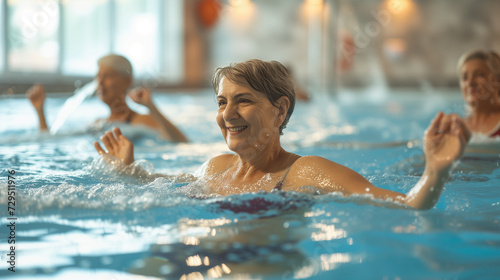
[273,163,295,191]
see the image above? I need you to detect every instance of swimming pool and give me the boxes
[1,89,499,279]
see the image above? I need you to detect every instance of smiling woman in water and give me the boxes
[94,59,470,210]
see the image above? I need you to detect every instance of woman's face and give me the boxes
[459,59,499,107]
[216,77,281,154]
[96,65,131,105]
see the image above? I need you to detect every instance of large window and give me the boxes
[0,0,5,71]
[62,0,110,76]
[7,0,59,72]
[162,0,184,83]
[115,0,160,77]
[0,0,184,85]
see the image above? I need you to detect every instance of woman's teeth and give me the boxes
[228,126,247,132]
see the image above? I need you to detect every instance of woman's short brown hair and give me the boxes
[212,59,296,135]
[457,50,500,80]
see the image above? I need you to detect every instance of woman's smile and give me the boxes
[227,125,248,134]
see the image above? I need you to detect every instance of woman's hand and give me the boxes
[129,86,154,108]
[94,127,135,165]
[26,84,46,112]
[424,112,471,172]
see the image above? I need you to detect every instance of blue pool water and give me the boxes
[0,89,499,279]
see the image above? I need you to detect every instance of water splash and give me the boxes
[50,80,98,135]
[365,55,389,102]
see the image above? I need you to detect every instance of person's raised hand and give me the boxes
[424,112,471,172]
[94,127,135,165]
[129,86,153,108]
[26,84,46,112]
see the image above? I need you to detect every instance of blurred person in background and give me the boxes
[27,54,188,143]
[457,50,500,138]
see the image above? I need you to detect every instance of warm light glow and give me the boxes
[180,272,204,280]
[225,0,255,28]
[386,0,413,14]
[301,0,324,19]
[186,255,203,266]
[380,0,419,34]
[206,263,231,278]
[306,0,323,5]
[384,38,407,58]
[229,0,250,7]
[386,39,406,52]
[182,236,200,245]
[221,263,231,274]
[207,265,223,278]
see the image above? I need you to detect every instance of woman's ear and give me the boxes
[275,96,290,127]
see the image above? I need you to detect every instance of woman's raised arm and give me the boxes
[26,84,49,131]
[128,87,189,143]
[404,112,470,209]
[289,113,470,210]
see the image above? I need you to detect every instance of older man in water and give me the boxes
[94,59,470,210]
[27,54,188,143]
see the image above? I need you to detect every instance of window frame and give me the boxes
[0,0,5,72]
[0,0,184,90]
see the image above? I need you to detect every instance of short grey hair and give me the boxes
[98,54,133,78]
[457,50,500,80]
[212,59,296,135]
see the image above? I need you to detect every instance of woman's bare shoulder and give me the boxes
[284,155,371,193]
[292,155,345,169]
[284,156,347,184]
[201,154,237,176]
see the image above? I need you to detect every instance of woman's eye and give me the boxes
[218,101,226,107]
